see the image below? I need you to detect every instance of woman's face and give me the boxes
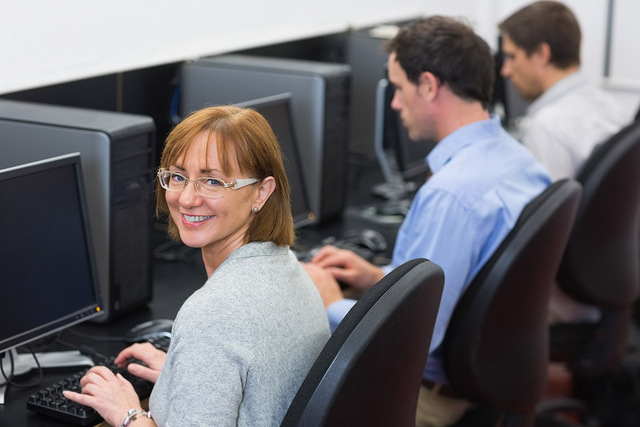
[165,131,258,255]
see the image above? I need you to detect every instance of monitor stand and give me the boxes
[0,348,94,404]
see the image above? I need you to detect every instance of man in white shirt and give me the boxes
[499,0,632,181]
[498,0,633,324]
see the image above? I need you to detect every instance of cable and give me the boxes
[0,345,44,388]
[53,338,109,364]
[63,327,126,343]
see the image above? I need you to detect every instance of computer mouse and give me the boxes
[124,318,174,343]
[342,228,388,252]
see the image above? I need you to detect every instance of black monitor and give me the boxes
[235,93,316,228]
[492,35,530,129]
[382,79,435,179]
[373,78,435,200]
[0,153,103,385]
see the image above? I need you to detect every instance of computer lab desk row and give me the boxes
[0,212,400,427]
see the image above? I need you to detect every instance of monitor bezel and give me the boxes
[235,92,317,229]
[0,153,104,354]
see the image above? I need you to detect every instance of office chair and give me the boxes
[280,258,445,427]
[538,119,640,425]
[442,179,583,427]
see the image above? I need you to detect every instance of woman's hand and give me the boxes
[114,342,167,384]
[62,366,144,427]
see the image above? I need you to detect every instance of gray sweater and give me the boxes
[150,242,330,427]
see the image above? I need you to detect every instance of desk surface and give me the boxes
[0,233,207,427]
[0,157,405,426]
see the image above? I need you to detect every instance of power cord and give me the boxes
[62,327,126,343]
[53,338,109,365]
[0,345,44,388]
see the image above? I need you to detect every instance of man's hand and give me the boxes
[309,245,384,290]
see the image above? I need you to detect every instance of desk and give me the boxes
[0,231,208,427]
[0,157,404,426]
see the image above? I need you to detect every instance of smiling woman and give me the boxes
[62,105,330,427]
[161,127,272,272]
[156,107,298,263]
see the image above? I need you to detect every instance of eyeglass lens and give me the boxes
[160,171,225,198]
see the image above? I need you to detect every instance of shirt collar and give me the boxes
[527,71,588,115]
[427,114,502,174]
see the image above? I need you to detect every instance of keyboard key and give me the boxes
[26,334,170,425]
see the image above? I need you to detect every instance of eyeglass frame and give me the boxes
[157,168,260,198]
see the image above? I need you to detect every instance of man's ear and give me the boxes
[418,71,440,101]
[532,42,552,66]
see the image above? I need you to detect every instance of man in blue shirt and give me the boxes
[304,16,551,426]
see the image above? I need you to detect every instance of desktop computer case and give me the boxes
[0,99,156,322]
[345,28,391,157]
[180,54,351,223]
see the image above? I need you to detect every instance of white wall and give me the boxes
[2,0,639,112]
[0,0,473,95]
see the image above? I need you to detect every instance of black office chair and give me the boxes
[281,258,445,427]
[442,179,582,427]
[538,119,640,425]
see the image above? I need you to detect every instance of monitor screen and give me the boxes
[381,79,435,180]
[492,35,530,129]
[0,153,103,355]
[235,93,316,228]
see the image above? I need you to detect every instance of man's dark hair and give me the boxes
[384,15,495,109]
[498,1,581,69]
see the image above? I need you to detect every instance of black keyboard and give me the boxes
[294,236,387,265]
[26,333,171,425]
[141,333,171,352]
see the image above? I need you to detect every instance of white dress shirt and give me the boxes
[514,71,633,323]
[515,71,632,180]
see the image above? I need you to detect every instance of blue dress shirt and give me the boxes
[327,115,551,384]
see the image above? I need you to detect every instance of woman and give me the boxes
[64,106,330,426]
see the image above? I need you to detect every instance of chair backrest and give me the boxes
[556,120,640,309]
[281,258,445,427]
[552,120,640,377]
[442,179,582,417]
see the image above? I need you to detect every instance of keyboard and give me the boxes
[294,237,373,262]
[293,236,389,266]
[26,333,171,425]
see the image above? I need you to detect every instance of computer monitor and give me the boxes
[373,78,435,200]
[180,55,351,223]
[0,153,102,384]
[0,99,156,323]
[235,93,316,229]
[383,80,435,180]
[492,35,530,129]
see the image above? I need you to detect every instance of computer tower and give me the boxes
[180,54,351,223]
[345,27,394,157]
[0,99,156,322]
